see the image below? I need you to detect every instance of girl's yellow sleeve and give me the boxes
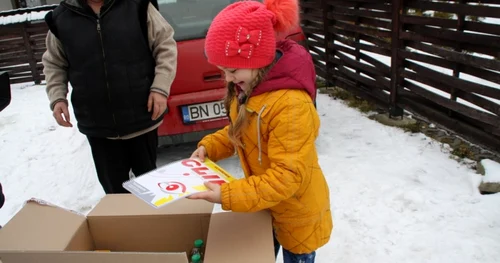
[198,125,235,162]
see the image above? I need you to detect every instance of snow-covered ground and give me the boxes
[1,82,499,263]
[0,10,49,25]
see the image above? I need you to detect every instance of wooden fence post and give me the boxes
[322,0,333,88]
[450,0,465,117]
[389,0,404,118]
[21,23,41,85]
[354,2,361,77]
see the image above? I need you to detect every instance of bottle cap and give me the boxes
[191,253,201,262]
[194,239,204,248]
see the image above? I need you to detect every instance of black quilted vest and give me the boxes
[45,0,162,138]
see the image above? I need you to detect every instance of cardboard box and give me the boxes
[0,194,274,263]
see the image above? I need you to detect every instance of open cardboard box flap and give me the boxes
[0,194,274,263]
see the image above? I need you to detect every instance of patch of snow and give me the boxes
[0,83,104,223]
[0,11,48,25]
[481,159,500,183]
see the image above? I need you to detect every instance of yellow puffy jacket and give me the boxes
[198,88,333,254]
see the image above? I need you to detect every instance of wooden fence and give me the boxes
[1,1,499,152]
[301,0,500,152]
[0,7,51,84]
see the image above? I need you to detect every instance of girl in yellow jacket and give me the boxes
[188,0,333,261]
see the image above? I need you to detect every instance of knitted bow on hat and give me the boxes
[236,26,262,46]
[225,26,263,59]
[226,42,254,58]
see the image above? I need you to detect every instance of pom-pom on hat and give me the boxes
[204,0,299,69]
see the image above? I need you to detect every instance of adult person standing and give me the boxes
[42,0,177,194]
[0,183,4,209]
[0,71,11,113]
[0,182,3,229]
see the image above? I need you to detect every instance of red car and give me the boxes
[156,0,309,145]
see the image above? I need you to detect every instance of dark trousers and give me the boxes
[87,128,158,194]
[274,234,316,263]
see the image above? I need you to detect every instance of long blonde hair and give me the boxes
[224,63,275,148]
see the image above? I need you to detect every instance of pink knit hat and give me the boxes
[205,0,299,69]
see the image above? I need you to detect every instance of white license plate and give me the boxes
[181,100,227,123]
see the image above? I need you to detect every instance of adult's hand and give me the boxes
[148,91,168,120]
[53,101,72,127]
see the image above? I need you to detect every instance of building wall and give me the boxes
[46,0,60,5]
[0,0,59,12]
[0,1,14,12]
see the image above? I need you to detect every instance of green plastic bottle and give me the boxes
[194,239,204,249]
[190,239,204,258]
[191,253,202,263]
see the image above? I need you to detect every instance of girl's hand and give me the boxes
[187,181,222,204]
[190,146,207,162]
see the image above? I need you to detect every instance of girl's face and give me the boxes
[218,66,259,93]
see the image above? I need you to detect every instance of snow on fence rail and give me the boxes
[300,0,500,152]
[0,5,54,84]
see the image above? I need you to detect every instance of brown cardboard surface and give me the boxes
[88,194,214,216]
[204,211,275,263]
[0,251,188,263]
[0,195,274,263]
[88,195,212,255]
[88,214,211,254]
[0,202,86,250]
[64,220,95,251]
